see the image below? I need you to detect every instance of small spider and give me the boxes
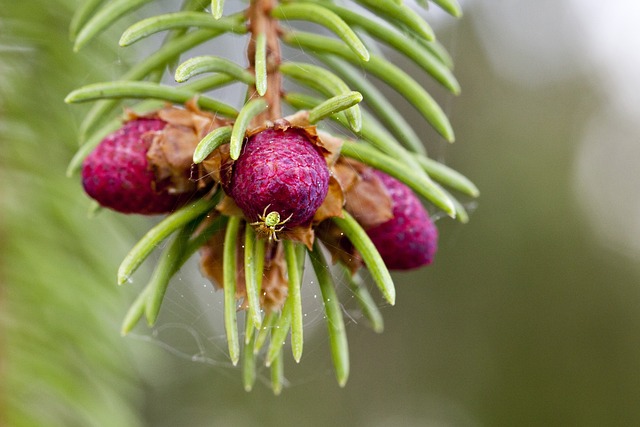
[250,205,293,241]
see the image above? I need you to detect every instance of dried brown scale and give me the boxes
[336,158,394,229]
[199,222,289,312]
[316,157,393,273]
[315,220,363,274]
[149,104,231,192]
[318,158,438,271]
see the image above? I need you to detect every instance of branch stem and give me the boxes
[247,0,282,123]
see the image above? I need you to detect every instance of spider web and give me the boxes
[126,250,389,388]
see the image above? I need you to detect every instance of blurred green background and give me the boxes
[3,0,640,426]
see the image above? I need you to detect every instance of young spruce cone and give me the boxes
[228,127,331,240]
[366,170,438,270]
[82,107,221,214]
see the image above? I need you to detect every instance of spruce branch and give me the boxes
[67,0,478,394]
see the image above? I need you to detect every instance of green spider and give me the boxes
[250,205,293,241]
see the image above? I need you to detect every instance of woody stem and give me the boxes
[247,0,282,124]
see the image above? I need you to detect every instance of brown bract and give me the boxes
[311,177,344,223]
[216,193,244,217]
[315,220,362,274]
[199,220,289,312]
[316,157,394,274]
[127,102,230,194]
[336,158,393,229]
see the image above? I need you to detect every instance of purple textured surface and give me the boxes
[366,170,438,270]
[82,118,186,214]
[230,128,330,227]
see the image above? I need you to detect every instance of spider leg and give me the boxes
[269,224,289,242]
[251,208,270,226]
[262,204,272,218]
[279,213,294,225]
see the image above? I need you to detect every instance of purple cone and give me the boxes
[366,170,438,270]
[230,128,330,227]
[82,118,187,214]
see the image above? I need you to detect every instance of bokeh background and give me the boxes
[3,0,640,426]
